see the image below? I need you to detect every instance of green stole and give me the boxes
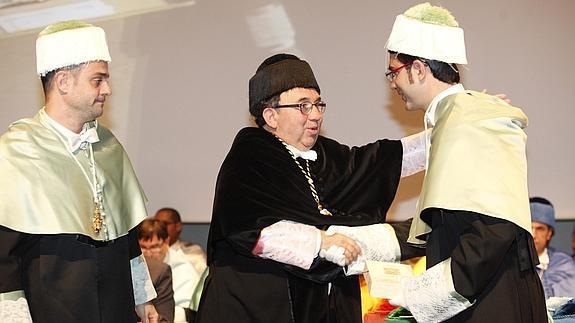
[0,110,147,241]
[409,91,531,244]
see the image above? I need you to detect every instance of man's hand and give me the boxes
[319,231,362,266]
[135,302,159,323]
[482,89,512,104]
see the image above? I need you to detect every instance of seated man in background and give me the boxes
[155,208,207,274]
[531,197,575,298]
[139,219,201,322]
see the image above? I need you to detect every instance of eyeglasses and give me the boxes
[276,101,327,115]
[140,242,164,253]
[385,62,413,82]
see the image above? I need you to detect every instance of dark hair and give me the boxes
[40,70,57,93]
[40,63,84,93]
[155,207,182,223]
[529,197,554,208]
[253,94,280,127]
[390,51,460,84]
[138,219,168,241]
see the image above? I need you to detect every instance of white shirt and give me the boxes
[171,240,207,274]
[40,108,100,151]
[164,248,201,308]
[423,83,465,170]
[425,83,465,127]
[537,248,550,273]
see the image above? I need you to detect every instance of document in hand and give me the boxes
[363,260,413,299]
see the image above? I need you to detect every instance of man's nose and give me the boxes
[101,80,112,96]
[307,105,323,120]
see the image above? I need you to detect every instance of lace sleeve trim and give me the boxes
[0,296,33,322]
[326,223,401,275]
[405,258,473,323]
[400,130,429,177]
[252,220,321,270]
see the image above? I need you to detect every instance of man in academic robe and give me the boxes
[195,54,428,323]
[0,21,158,322]
[328,3,547,322]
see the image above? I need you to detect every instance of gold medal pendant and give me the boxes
[93,204,103,234]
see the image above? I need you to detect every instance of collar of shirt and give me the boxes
[424,83,465,127]
[286,144,317,161]
[170,240,184,252]
[537,248,550,271]
[40,108,100,152]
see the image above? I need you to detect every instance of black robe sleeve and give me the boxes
[415,209,547,322]
[389,219,427,260]
[128,227,143,260]
[424,209,542,304]
[0,226,24,295]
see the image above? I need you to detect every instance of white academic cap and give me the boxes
[36,20,111,76]
[386,3,467,64]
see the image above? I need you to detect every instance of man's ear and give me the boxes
[54,70,72,95]
[262,107,278,128]
[412,60,428,81]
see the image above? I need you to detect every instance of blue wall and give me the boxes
[551,220,575,256]
[181,223,210,251]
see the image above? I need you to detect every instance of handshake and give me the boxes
[318,223,409,308]
[318,223,401,274]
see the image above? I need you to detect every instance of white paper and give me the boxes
[363,260,413,299]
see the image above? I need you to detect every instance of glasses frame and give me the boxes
[141,244,164,253]
[276,101,327,115]
[385,62,413,82]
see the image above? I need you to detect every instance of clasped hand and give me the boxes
[318,231,362,266]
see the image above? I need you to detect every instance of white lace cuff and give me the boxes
[404,258,473,323]
[130,255,157,305]
[326,223,401,275]
[253,220,321,270]
[319,245,347,267]
[400,130,429,177]
[0,291,33,322]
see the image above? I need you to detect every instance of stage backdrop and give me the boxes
[1,0,573,222]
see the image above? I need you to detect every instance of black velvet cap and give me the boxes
[249,54,320,117]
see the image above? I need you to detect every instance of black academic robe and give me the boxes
[196,127,403,323]
[394,210,547,322]
[0,226,142,323]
